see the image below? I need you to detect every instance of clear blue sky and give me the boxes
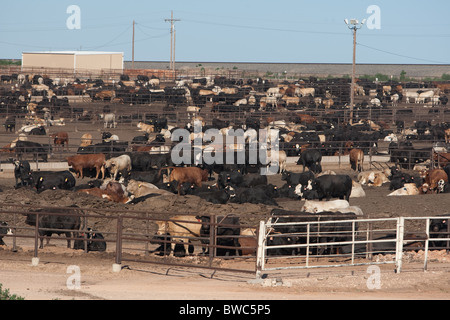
[1,0,449,64]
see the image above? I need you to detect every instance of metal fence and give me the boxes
[1,204,449,278]
[256,215,450,278]
[0,205,257,275]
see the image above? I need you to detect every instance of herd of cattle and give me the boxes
[3,129,450,257]
[1,73,450,258]
[0,73,449,120]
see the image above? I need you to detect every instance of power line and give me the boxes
[84,25,132,50]
[357,42,449,64]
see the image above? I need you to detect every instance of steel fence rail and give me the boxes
[0,204,449,278]
[256,216,450,278]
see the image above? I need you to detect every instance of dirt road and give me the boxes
[1,247,450,301]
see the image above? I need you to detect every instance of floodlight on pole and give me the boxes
[345,18,365,124]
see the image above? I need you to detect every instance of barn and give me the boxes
[21,51,124,75]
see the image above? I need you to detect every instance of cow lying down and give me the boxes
[358,171,389,186]
[388,183,420,196]
[301,199,364,216]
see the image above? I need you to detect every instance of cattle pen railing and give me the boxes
[1,205,449,278]
[256,215,450,278]
[0,205,258,275]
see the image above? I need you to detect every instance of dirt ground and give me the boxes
[0,105,450,301]
[1,163,450,301]
[2,248,450,301]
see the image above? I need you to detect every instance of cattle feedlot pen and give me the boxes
[1,203,449,277]
[256,216,450,277]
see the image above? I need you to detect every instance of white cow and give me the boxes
[416,90,435,104]
[266,150,287,173]
[350,181,366,198]
[103,155,132,180]
[391,93,399,106]
[266,87,282,97]
[404,91,419,103]
[295,87,315,97]
[388,183,420,196]
[101,113,116,128]
[370,98,381,107]
[137,122,154,133]
[301,199,350,213]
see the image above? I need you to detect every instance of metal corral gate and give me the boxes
[0,205,258,275]
[1,204,449,278]
[255,216,450,278]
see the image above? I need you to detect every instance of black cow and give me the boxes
[218,170,244,188]
[25,206,82,249]
[268,209,357,256]
[32,170,76,193]
[125,170,162,184]
[29,126,46,135]
[212,118,230,129]
[278,183,299,199]
[414,121,431,135]
[312,174,352,201]
[254,184,279,199]
[245,118,260,131]
[0,221,11,246]
[199,215,241,256]
[297,149,322,173]
[195,189,230,204]
[77,141,128,158]
[226,186,278,206]
[73,228,107,252]
[131,132,150,145]
[150,234,194,257]
[3,116,15,132]
[10,159,32,188]
[127,152,171,171]
[281,170,315,186]
[240,173,267,188]
[429,215,450,249]
[15,140,49,162]
[395,120,404,134]
[389,170,418,190]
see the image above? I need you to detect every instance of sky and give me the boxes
[1,0,449,64]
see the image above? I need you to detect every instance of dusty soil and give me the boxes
[1,163,450,301]
[2,248,450,301]
[0,103,450,301]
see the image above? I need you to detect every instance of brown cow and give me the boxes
[49,131,69,151]
[154,215,203,256]
[445,128,450,144]
[349,148,364,172]
[419,169,449,193]
[433,151,450,168]
[80,133,93,147]
[162,167,208,194]
[95,90,115,101]
[67,153,106,179]
[295,113,316,124]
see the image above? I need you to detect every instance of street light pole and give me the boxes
[345,18,365,124]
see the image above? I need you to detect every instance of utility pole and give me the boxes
[344,18,365,124]
[132,20,135,69]
[165,11,180,73]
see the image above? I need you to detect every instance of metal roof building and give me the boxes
[21,51,124,75]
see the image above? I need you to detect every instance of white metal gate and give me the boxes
[255,216,450,278]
